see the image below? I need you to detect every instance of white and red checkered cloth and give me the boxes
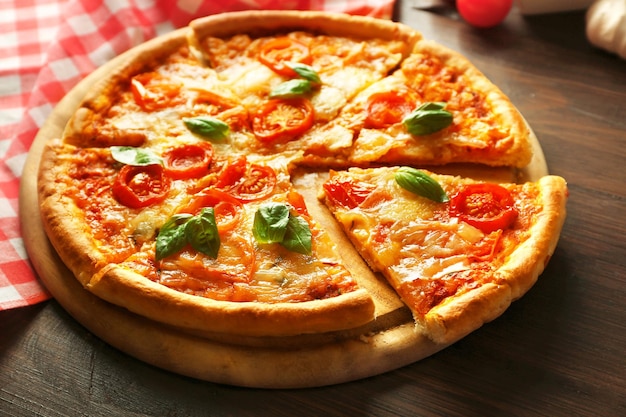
[0,0,395,310]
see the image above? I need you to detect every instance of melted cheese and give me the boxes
[330,167,489,283]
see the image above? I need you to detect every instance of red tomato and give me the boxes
[258,37,312,77]
[448,183,518,233]
[457,0,513,28]
[181,189,243,233]
[215,156,277,202]
[113,164,171,209]
[323,176,376,210]
[163,142,214,180]
[365,90,418,129]
[130,72,184,111]
[252,98,314,143]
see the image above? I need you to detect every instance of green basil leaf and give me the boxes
[395,167,449,203]
[286,62,321,84]
[280,215,312,255]
[111,146,163,166]
[269,79,312,99]
[183,117,230,141]
[185,208,220,259]
[253,203,290,244]
[155,213,193,260]
[402,102,453,136]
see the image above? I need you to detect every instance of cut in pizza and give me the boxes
[37,11,567,346]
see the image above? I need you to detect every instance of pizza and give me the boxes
[37,11,567,346]
[321,167,567,344]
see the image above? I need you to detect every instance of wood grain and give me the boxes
[3,4,626,416]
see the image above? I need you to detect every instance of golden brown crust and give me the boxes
[497,175,568,299]
[38,140,109,284]
[190,10,421,48]
[424,282,512,344]
[87,264,375,337]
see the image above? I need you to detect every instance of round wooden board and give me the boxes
[20,22,548,389]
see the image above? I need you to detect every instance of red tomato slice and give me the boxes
[181,189,243,234]
[113,164,171,209]
[364,90,417,129]
[215,156,248,189]
[130,72,184,111]
[252,98,314,143]
[323,176,376,210]
[215,156,277,202]
[258,37,312,77]
[448,183,518,233]
[163,142,214,180]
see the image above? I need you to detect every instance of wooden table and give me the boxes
[2,4,625,416]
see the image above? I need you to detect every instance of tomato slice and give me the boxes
[215,156,277,202]
[181,189,243,234]
[258,37,312,77]
[323,176,376,210]
[364,90,417,129]
[448,183,518,233]
[113,164,171,209]
[252,98,314,143]
[163,142,214,180]
[130,72,184,111]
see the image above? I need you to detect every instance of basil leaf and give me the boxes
[269,79,312,99]
[253,203,290,244]
[111,146,162,166]
[402,102,453,136]
[183,117,230,141]
[185,208,220,259]
[395,167,449,203]
[286,62,321,84]
[280,215,312,255]
[155,213,193,260]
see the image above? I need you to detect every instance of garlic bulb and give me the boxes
[586,0,626,59]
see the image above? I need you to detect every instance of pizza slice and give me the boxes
[40,140,375,338]
[189,11,420,162]
[62,37,255,157]
[320,167,567,344]
[316,39,533,168]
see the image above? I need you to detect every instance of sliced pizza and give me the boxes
[189,11,420,163]
[62,38,254,158]
[317,39,533,168]
[39,139,375,338]
[320,167,567,344]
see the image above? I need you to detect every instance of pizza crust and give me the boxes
[424,282,512,344]
[190,10,421,48]
[38,141,110,285]
[497,175,568,299]
[87,263,376,338]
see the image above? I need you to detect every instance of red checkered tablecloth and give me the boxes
[0,0,396,310]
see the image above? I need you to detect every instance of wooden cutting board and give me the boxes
[19,26,548,389]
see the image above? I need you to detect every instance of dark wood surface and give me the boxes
[3,3,625,416]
